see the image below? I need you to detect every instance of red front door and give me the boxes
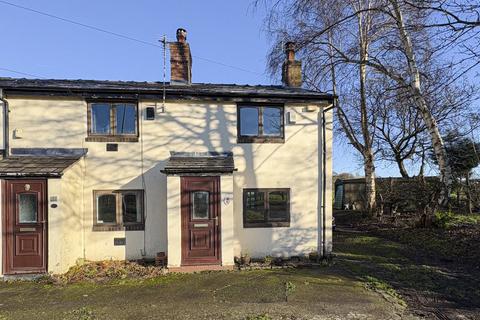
[3,180,47,274]
[181,176,221,265]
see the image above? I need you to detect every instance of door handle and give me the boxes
[213,216,218,227]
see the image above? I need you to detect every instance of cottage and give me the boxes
[0,29,334,275]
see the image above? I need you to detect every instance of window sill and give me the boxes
[243,222,290,228]
[92,224,144,232]
[237,136,284,144]
[86,136,139,143]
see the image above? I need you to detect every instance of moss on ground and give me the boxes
[334,228,480,318]
[8,219,480,319]
[0,267,408,320]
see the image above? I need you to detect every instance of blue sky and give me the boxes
[0,0,399,177]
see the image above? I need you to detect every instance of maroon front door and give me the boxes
[181,176,221,265]
[3,180,47,274]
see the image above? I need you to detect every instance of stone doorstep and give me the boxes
[167,265,235,273]
[1,273,45,281]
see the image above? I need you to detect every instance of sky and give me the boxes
[0,0,398,177]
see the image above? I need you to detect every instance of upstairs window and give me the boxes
[93,190,144,231]
[237,105,284,143]
[243,188,290,228]
[87,102,138,142]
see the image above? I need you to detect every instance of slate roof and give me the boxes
[161,152,235,175]
[0,148,88,177]
[0,78,333,102]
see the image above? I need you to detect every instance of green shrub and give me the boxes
[433,210,455,228]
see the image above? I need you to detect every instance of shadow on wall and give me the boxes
[240,227,319,258]
[48,102,322,263]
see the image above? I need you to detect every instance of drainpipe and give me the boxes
[321,101,335,257]
[0,89,9,158]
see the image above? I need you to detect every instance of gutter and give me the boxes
[2,88,334,104]
[0,89,9,158]
[321,101,335,257]
[0,173,63,178]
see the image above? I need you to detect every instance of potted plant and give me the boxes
[240,252,251,266]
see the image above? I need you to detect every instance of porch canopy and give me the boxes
[161,151,235,175]
[0,148,88,178]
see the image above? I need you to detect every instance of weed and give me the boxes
[284,281,296,302]
[246,314,271,320]
[64,307,96,320]
[364,276,405,306]
[55,260,165,283]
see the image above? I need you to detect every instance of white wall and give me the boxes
[3,96,331,272]
[221,175,234,266]
[166,176,181,267]
[324,108,334,254]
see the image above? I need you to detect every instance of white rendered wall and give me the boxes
[5,96,331,271]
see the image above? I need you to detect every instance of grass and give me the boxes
[433,211,480,228]
[1,225,478,319]
[444,213,480,227]
[334,228,480,318]
[364,276,406,307]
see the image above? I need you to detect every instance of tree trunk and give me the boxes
[418,144,426,177]
[466,173,473,214]
[389,0,453,206]
[395,154,410,178]
[457,183,461,206]
[358,7,376,214]
[364,151,377,214]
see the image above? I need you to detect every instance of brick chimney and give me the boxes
[170,28,192,85]
[282,42,302,87]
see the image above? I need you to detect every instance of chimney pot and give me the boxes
[176,28,187,43]
[282,41,302,87]
[285,41,296,61]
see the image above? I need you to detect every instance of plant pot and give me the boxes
[241,255,251,265]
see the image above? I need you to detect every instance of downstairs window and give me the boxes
[243,188,290,228]
[93,190,144,231]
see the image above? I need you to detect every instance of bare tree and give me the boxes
[259,0,480,207]
[372,65,477,178]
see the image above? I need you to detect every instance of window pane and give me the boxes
[245,191,265,222]
[263,107,282,136]
[192,191,209,219]
[19,193,37,223]
[122,193,141,223]
[91,103,111,134]
[115,104,136,134]
[240,107,259,136]
[268,191,289,220]
[97,194,116,223]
